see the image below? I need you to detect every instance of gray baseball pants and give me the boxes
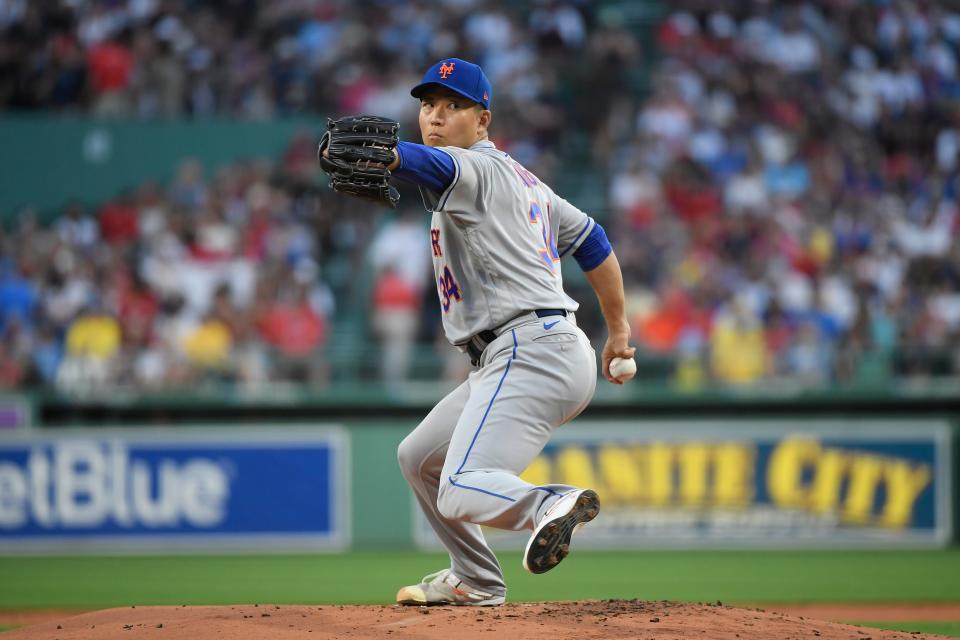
[397,314,597,596]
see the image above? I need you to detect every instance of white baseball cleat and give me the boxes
[396,569,505,606]
[523,489,600,574]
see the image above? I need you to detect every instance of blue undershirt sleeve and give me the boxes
[573,222,613,271]
[392,141,456,194]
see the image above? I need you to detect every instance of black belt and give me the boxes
[465,309,567,366]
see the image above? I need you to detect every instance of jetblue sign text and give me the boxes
[0,428,348,552]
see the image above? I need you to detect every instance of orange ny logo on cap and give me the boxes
[439,61,455,78]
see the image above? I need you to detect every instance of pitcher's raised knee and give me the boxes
[397,435,423,482]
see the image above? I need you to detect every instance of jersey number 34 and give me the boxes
[439,265,462,313]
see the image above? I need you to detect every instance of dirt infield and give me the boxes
[3,601,958,640]
[770,604,960,623]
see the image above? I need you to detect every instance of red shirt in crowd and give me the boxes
[665,181,722,224]
[98,200,139,245]
[258,303,326,357]
[87,42,134,93]
[372,270,419,311]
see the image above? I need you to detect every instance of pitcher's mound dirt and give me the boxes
[2,600,954,640]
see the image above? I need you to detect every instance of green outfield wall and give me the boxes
[0,115,324,218]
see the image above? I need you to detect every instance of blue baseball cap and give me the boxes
[410,58,491,109]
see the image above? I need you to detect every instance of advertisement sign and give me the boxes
[0,427,349,553]
[414,420,953,549]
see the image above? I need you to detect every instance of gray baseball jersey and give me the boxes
[420,140,596,345]
[398,139,601,600]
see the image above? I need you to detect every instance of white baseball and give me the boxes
[609,356,637,382]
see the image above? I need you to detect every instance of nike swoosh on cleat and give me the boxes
[544,320,560,330]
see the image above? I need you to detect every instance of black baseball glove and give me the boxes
[317,115,400,208]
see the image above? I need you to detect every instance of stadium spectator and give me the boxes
[365,210,430,383]
[257,280,328,384]
[87,32,135,116]
[371,265,421,384]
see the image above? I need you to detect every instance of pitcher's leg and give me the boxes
[396,377,505,595]
[436,326,597,533]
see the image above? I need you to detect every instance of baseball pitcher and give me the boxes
[319,58,636,606]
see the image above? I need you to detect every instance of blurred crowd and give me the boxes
[606,0,960,387]
[0,0,630,392]
[0,0,627,174]
[1,0,959,392]
[0,146,366,392]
